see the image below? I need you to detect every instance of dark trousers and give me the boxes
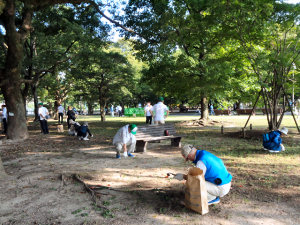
[118,110,122,117]
[146,116,152,124]
[40,119,49,134]
[2,118,7,134]
[77,131,88,138]
[67,118,75,129]
[58,113,64,124]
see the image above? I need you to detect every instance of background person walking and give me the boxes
[57,104,65,124]
[0,104,7,134]
[144,101,153,124]
[38,103,49,134]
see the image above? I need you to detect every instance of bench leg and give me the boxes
[171,137,181,147]
[136,140,148,153]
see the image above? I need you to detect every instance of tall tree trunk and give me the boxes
[2,82,29,139]
[32,84,40,121]
[53,100,59,120]
[0,1,32,140]
[200,97,209,120]
[87,101,94,115]
[100,100,106,122]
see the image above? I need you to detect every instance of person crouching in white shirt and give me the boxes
[113,124,137,159]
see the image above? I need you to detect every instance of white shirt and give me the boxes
[2,107,7,119]
[116,106,122,111]
[196,160,207,175]
[113,124,135,145]
[39,106,49,120]
[144,105,153,116]
[58,105,64,114]
[151,102,168,121]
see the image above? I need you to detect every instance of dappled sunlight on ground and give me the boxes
[0,115,299,224]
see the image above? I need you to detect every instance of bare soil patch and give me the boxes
[0,122,299,225]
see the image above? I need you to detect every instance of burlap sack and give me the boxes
[184,167,209,215]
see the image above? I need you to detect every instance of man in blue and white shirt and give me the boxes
[263,127,288,153]
[175,144,232,205]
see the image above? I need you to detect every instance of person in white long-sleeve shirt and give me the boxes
[113,124,137,159]
[38,103,49,134]
[57,104,65,124]
[151,97,169,124]
[144,101,153,124]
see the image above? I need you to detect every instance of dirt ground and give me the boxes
[0,122,299,225]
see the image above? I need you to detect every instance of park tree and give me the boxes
[226,1,300,130]
[0,0,132,177]
[121,0,272,120]
[109,40,148,107]
[0,0,133,140]
[0,0,86,140]
[71,39,135,122]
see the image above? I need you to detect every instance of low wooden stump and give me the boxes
[57,124,64,133]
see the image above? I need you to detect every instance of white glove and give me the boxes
[174,173,184,181]
[123,151,128,158]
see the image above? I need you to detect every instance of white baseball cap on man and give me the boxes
[279,127,288,135]
[181,144,194,160]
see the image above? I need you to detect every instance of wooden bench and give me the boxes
[236,109,255,115]
[135,123,182,152]
[214,109,231,115]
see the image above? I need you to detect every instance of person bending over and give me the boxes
[113,124,137,159]
[77,122,93,141]
[174,144,232,205]
[263,127,288,153]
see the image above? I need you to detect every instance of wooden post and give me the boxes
[250,124,252,130]
[241,128,245,138]
[221,125,224,134]
[244,90,262,129]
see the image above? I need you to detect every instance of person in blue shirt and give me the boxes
[174,144,232,205]
[209,104,215,115]
[263,127,288,153]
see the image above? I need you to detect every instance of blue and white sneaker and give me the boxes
[128,153,135,157]
[116,154,121,159]
[208,197,220,205]
[268,149,281,153]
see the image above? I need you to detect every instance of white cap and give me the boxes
[181,144,194,159]
[279,127,288,135]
